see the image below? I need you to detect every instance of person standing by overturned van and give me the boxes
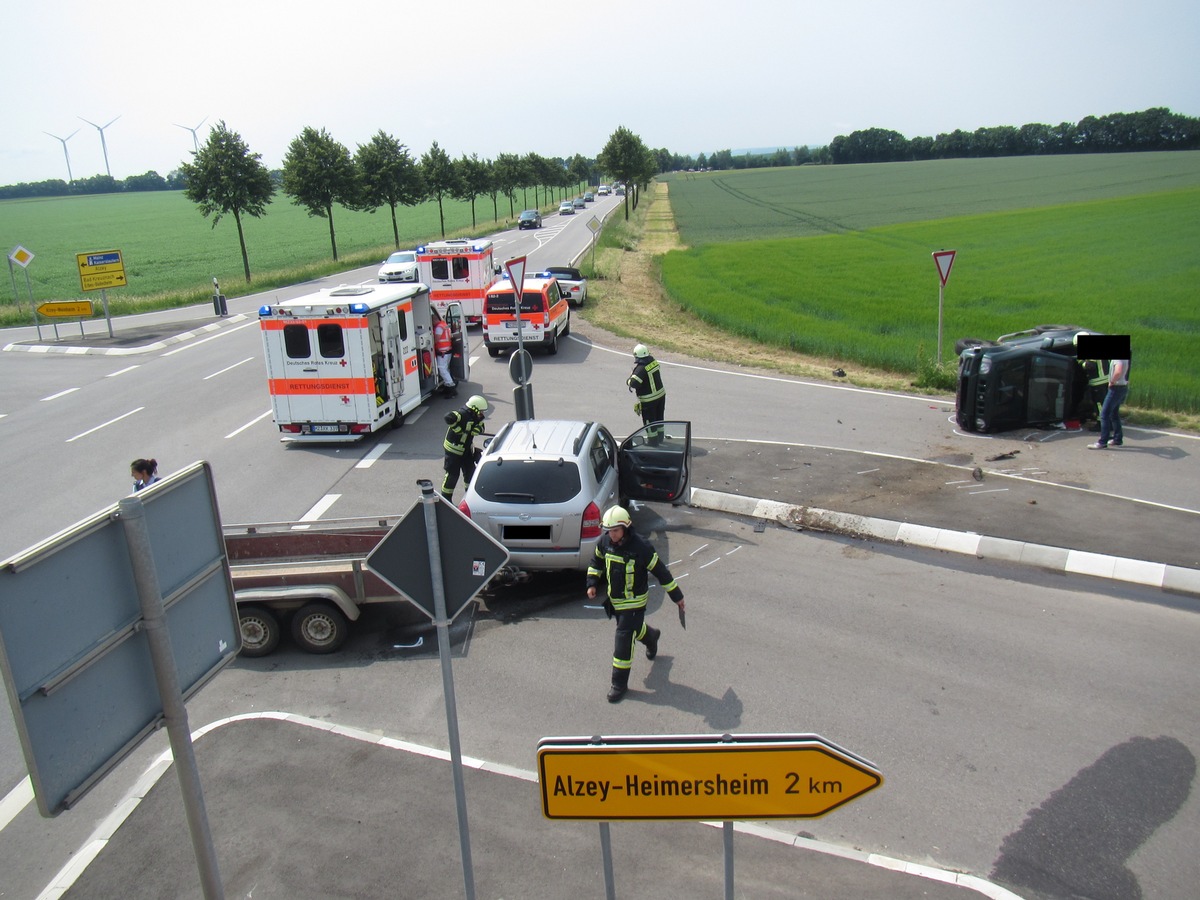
[627,343,666,431]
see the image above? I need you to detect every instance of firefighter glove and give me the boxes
[633,401,642,415]
[444,412,456,424]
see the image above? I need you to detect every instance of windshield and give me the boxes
[387,252,416,264]
[473,459,582,504]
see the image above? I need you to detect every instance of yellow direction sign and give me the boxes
[538,734,881,820]
[76,249,127,292]
[37,300,94,318]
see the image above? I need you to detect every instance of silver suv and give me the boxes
[459,419,691,572]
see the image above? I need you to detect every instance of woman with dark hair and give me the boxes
[130,458,160,492]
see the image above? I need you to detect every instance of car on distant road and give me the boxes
[572,197,586,209]
[458,419,691,573]
[377,250,419,283]
[559,200,575,215]
[542,265,588,307]
[583,191,595,202]
[518,209,542,229]
[597,185,610,196]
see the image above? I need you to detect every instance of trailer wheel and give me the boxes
[291,602,349,654]
[239,605,281,658]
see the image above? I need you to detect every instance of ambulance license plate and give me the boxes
[308,424,343,434]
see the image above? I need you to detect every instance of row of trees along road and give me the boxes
[183,122,654,283]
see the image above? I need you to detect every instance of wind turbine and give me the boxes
[175,117,209,151]
[78,115,121,177]
[44,128,80,182]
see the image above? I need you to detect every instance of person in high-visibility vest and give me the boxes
[432,309,456,398]
[627,343,666,442]
[586,506,684,703]
[441,395,488,500]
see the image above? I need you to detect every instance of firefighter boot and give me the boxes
[643,626,660,660]
[607,667,629,703]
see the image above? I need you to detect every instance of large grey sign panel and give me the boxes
[0,461,239,816]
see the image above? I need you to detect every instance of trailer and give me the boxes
[225,516,422,657]
[258,283,467,441]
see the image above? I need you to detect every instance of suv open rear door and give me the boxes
[618,421,691,505]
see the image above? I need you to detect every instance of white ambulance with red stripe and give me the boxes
[259,283,468,442]
[415,238,499,326]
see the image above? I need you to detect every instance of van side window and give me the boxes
[431,259,449,280]
[452,257,469,279]
[283,324,311,358]
[316,323,345,358]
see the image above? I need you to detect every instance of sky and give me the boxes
[3,0,1198,186]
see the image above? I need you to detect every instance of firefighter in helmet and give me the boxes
[586,506,684,703]
[441,394,488,501]
[627,344,666,439]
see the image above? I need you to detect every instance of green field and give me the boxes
[0,187,567,316]
[660,153,1200,413]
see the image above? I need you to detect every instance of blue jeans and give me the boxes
[1099,384,1128,446]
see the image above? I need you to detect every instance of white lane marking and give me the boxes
[0,776,34,832]
[968,488,1010,495]
[291,494,341,529]
[204,357,255,380]
[699,557,721,569]
[857,468,881,474]
[65,407,143,443]
[689,544,710,557]
[160,319,257,356]
[726,545,741,555]
[357,443,391,468]
[106,365,139,378]
[226,410,272,439]
[40,388,79,402]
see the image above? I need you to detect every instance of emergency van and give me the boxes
[482,274,571,357]
[415,238,499,326]
[259,283,468,442]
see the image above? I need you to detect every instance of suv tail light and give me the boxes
[458,500,471,518]
[581,502,601,540]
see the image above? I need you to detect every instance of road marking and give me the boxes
[356,443,391,468]
[857,468,881,475]
[39,388,79,402]
[106,365,139,378]
[968,488,1009,495]
[689,543,709,557]
[0,776,33,833]
[699,557,722,569]
[291,494,341,529]
[160,319,257,356]
[226,410,272,439]
[204,357,255,380]
[65,407,143,442]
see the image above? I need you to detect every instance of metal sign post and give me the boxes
[503,256,535,420]
[932,250,957,362]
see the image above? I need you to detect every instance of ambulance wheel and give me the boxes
[238,605,281,658]
[546,330,558,355]
[291,602,349,654]
[488,345,501,358]
[391,410,406,429]
[563,313,571,337]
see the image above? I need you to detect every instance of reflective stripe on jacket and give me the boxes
[443,408,485,455]
[627,358,665,402]
[586,530,679,611]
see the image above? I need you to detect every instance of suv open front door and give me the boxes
[618,421,691,505]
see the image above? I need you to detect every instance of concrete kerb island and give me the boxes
[687,488,1200,599]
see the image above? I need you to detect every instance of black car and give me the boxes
[518,209,542,229]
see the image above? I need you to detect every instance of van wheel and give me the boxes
[546,329,558,355]
[291,602,348,654]
[391,410,406,429]
[239,605,281,657]
[488,346,501,358]
[563,313,571,337]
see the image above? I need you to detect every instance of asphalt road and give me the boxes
[1,202,1198,899]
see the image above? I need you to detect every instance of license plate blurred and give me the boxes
[308,424,342,434]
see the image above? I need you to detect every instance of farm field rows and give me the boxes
[660,153,1200,413]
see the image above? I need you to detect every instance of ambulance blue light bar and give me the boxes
[259,304,273,316]
[349,303,369,314]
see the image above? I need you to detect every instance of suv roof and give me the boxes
[486,419,593,458]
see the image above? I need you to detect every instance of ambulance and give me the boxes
[415,238,499,326]
[258,283,468,442]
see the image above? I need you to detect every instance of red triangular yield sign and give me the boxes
[933,250,956,287]
[504,256,527,301]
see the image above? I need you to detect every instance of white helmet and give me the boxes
[633,344,650,359]
[466,395,489,413]
[602,506,632,530]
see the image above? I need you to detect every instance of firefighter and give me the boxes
[432,309,456,398]
[586,506,684,703]
[627,343,666,442]
[441,394,488,501]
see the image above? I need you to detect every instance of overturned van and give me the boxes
[955,324,1100,433]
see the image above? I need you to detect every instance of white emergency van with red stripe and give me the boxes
[416,238,499,326]
[259,283,468,442]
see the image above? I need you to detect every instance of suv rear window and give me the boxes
[472,459,581,504]
[486,291,545,314]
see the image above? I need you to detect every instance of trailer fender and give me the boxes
[234,585,362,622]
